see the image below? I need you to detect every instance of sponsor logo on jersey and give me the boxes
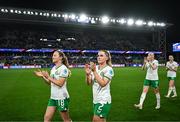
[55,71,60,75]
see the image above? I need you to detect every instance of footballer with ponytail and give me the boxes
[34,50,72,122]
[84,50,114,122]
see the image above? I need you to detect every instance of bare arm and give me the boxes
[34,69,50,85]
[47,77,66,87]
[169,66,178,72]
[84,64,93,85]
[173,67,178,72]
[42,71,66,87]
[42,76,51,84]
[86,73,93,85]
[91,63,109,87]
[149,62,158,70]
[166,66,169,71]
[142,62,147,70]
[93,71,109,87]
[142,58,148,70]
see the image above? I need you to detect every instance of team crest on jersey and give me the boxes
[63,69,68,74]
[109,70,113,75]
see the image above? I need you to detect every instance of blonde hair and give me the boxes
[99,50,112,67]
[54,50,71,77]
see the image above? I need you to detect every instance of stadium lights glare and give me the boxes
[88,17,91,20]
[75,16,79,19]
[156,23,161,26]
[27,11,31,15]
[10,9,14,13]
[39,38,47,41]
[148,21,154,26]
[101,16,109,24]
[156,22,166,27]
[0,7,168,28]
[43,13,47,16]
[56,39,61,42]
[64,14,68,19]
[135,20,143,26]
[23,11,26,14]
[143,22,147,25]
[160,23,165,27]
[127,18,134,26]
[54,13,57,17]
[119,18,126,24]
[70,14,76,19]
[1,8,8,12]
[18,10,21,14]
[78,14,88,22]
[111,19,116,23]
[91,18,96,24]
[1,8,4,12]
[35,12,38,15]
[15,10,18,13]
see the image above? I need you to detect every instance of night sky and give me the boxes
[0,0,179,43]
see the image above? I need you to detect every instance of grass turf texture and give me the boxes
[0,67,180,121]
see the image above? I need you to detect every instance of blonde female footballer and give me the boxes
[85,50,114,122]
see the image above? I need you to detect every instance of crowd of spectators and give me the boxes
[0,22,161,67]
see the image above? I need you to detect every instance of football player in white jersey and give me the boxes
[34,50,72,122]
[134,53,161,109]
[85,50,114,122]
[165,55,178,98]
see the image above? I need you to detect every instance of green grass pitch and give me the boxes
[0,67,179,121]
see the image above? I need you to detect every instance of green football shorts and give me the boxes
[93,103,111,118]
[48,98,70,111]
[144,79,159,88]
[168,77,176,81]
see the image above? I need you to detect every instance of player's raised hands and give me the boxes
[84,64,91,75]
[144,57,148,64]
[41,71,50,79]
[90,62,96,72]
[34,69,44,77]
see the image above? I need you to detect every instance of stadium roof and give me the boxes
[0,0,179,42]
[0,7,173,32]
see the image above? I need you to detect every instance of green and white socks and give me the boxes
[155,93,160,109]
[166,86,177,97]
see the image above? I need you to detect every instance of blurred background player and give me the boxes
[84,50,114,122]
[34,50,72,122]
[165,55,178,98]
[134,53,161,109]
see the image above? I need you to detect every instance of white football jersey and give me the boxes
[50,64,69,100]
[166,61,178,77]
[91,65,114,104]
[145,60,159,80]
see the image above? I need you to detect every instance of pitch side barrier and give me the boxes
[1,64,168,69]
